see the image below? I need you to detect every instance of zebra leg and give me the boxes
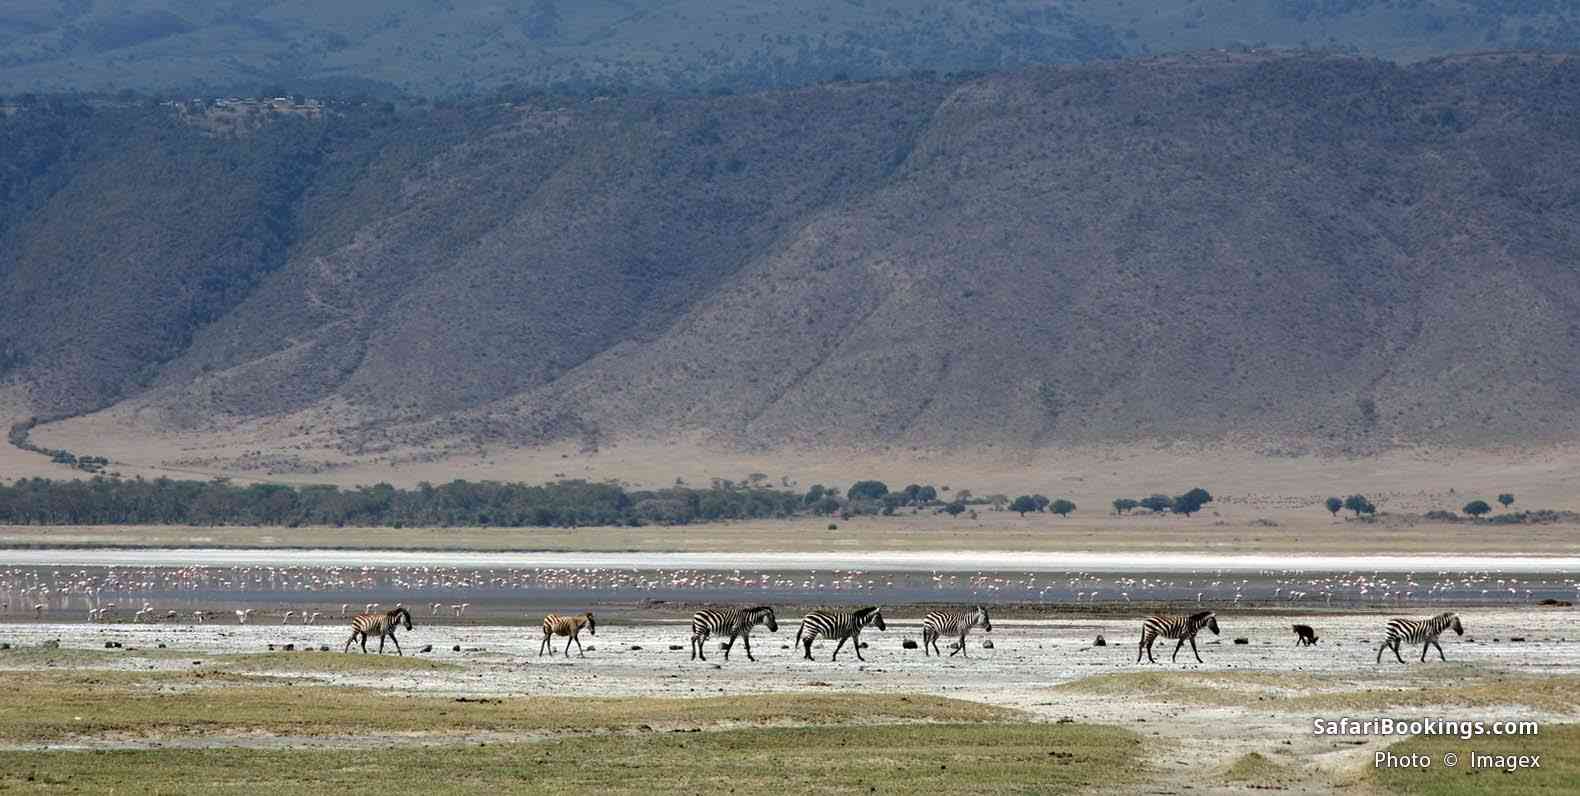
[1392,641,1407,664]
[802,637,815,661]
[742,631,755,662]
[854,632,867,662]
[692,632,704,661]
[389,632,402,656]
[344,632,357,653]
[377,633,386,654]
[951,632,966,658]
[723,632,738,661]
[1376,641,1387,663]
[1433,640,1446,662]
[539,634,550,656]
[831,636,848,662]
[1189,636,1203,664]
[1171,637,1186,662]
[573,632,586,657]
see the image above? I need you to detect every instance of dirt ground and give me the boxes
[2,606,1574,794]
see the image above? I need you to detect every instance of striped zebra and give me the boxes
[1137,611,1220,664]
[921,605,992,657]
[1376,612,1464,664]
[343,606,414,655]
[690,606,778,662]
[795,606,886,662]
[540,612,597,657]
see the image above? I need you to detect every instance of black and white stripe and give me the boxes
[795,606,886,662]
[690,606,778,662]
[921,605,992,657]
[344,607,413,655]
[540,612,597,658]
[1137,611,1220,664]
[1376,612,1464,664]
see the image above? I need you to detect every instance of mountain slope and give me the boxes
[2,1,1580,97]
[6,53,1580,467]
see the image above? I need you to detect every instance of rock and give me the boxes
[584,645,595,652]
[419,644,433,653]
[629,645,643,651]
[1233,638,1249,645]
[104,641,122,649]
[283,643,295,651]
[1093,635,1106,647]
[267,644,276,651]
[0,643,9,650]
[319,645,330,652]
[453,645,462,652]
[1510,637,1526,643]
[669,645,684,651]
[157,643,166,649]
[901,639,918,650]
[981,640,994,649]
[858,642,868,649]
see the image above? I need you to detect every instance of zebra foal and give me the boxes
[540,612,597,657]
[690,606,778,662]
[344,606,414,655]
[1376,612,1464,664]
[921,605,992,657]
[1137,611,1220,664]
[795,606,886,662]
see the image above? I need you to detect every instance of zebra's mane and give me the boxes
[853,605,881,617]
[1187,610,1215,623]
[748,606,775,614]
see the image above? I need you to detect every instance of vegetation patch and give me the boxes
[0,674,1018,742]
[0,722,1138,794]
[1372,724,1580,795]
[1223,752,1300,787]
[1055,672,1580,714]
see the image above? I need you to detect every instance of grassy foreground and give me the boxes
[1054,670,1580,713]
[0,722,1141,794]
[0,671,1016,741]
[1372,725,1580,795]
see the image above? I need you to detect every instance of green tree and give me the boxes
[1032,494,1050,512]
[1139,494,1172,513]
[917,486,938,503]
[1325,496,1343,516]
[1009,495,1039,517]
[1112,497,1139,515]
[1497,493,1515,510]
[848,480,889,500]
[1050,498,1076,517]
[943,501,966,517]
[1181,487,1213,506]
[1343,494,1376,517]
[1171,493,1205,517]
[1463,500,1492,518]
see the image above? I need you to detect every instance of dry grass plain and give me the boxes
[2,511,1577,556]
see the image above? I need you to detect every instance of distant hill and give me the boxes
[0,1,1578,98]
[5,53,1580,465]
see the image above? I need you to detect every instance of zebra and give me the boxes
[689,606,778,662]
[1376,612,1464,664]
[921,605,992,657]
[1137,611,1220,664]
[795,606,886,662]
[344,606,414,655]
[540,612,596,657]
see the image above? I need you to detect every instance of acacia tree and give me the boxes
[1139,494,1172,513]
[1343,495,1376,517]
[1325,496,1343,516]
[1463,500,1492,518]
[1050,498,1076,517]
[1112,497,1139,515]
[1497,493,1515,510]
[1010,495,1039,517]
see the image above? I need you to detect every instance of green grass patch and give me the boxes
[0,672,1020,742]
[1222,751,1300,786]
[0,722,1139,794]
[1372,724,1580,795]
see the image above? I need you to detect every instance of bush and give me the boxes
[1009,495,1040,516]
[1139,494,1172,513]
[1112,497,1139,515]
[1050,498,1075,516]
[1462,500,1492,518]
[1342,494,1376,517]
[1325,496,1343,516]
[847,480,889,500]
[943,501,966,516]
